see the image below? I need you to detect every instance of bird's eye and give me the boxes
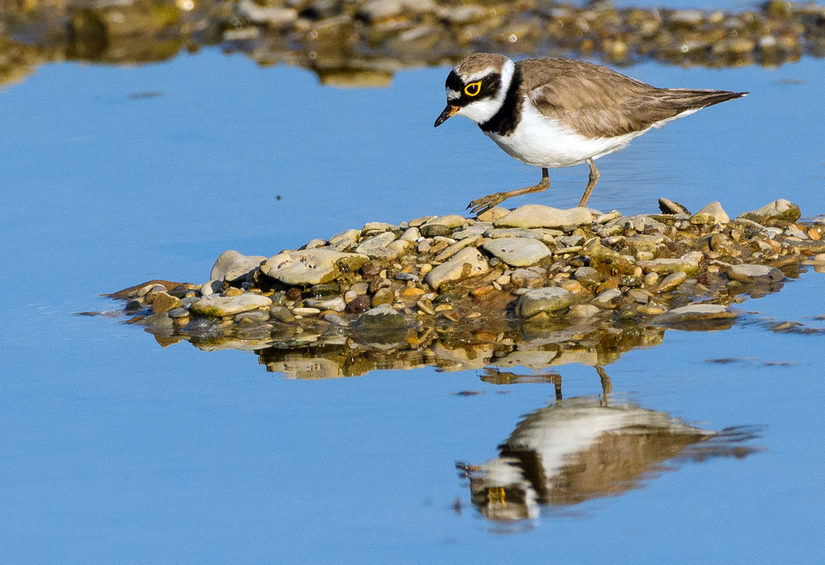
[464,81,482,96]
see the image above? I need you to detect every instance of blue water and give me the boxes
[2,50,825,563]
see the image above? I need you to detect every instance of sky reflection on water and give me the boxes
[1,48,824,563]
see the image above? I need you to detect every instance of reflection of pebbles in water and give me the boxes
[457,391,759,526]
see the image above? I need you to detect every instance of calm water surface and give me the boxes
[2,48,825,563]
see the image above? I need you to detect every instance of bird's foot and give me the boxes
[467,192,506,216]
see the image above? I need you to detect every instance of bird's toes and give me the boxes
[467,194,502,216]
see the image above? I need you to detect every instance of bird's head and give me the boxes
[434,53,515,127]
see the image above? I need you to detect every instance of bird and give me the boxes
[434,53,747,215]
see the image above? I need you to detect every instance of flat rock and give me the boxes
[690,201,729,225]
[637,251,703,274]
[151,291,182,314]
[494,204,592,229]
[516,287,575,318]
[210,250,266,282]
[356,231,400,259]
[481,237,551,267]
[727,264,784,283]
[653,304,737,325]
[261,249,369,286]
[190,293,272,317]
[424,247,489,290]
[738,199,801,226]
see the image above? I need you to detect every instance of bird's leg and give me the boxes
[467,168,550,216]
[577,158,600,207]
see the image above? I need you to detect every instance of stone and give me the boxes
[481,237,552,266]
[658,198,691,215]
[424,247,490,290]
[738,199,801,226]
[653,304,737,324]
[293,307,321,317]
[356,231,398,258]
[433,236,480,262]
[568,304,602,318]
[419,223,453,238]
[199,280,222,297]
[328,228,361,251]
[345,294,372,313]
[484,227,559,243]
[270,306,297,324]
[210,250,266,282]
[655,271,688,293]
[727,264,784,284]
[516,287,575,318]
[234,310,270,323]
[236,0,297,25]
[353,305,408,335]
[372,287,395,306]
[304,297,347,312]
[637,251,703,274]
[190,293,272,317]
[574,266,600,286]
[511,268,546,288]
[261,249,369,286]
[476,207,511,222]
[586,240,637,275]
[690,201,730,225]
[592,288,622,308]
[151,291,181,314]
[494,204,592,229]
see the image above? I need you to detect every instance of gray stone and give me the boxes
[511,268,546,288]
[328,228,361,251]
[592,288,622,308]
[199,279,222,297]
[574,266,600,286]
[516,287,575,318]
[424,247,490,290]
[690,201,730,225]
[355,231,399,259]
[481,237,552,267]
[270,306,297,324]
[568,304,602,318]
[653,304,737,324]
[190,293,272,317]
[353,305,408,337]
[637,251,703,275]
[234,310,270,323]
[495,204,592,229]
[261,249,369,286]
[210,250,266,282]
[304,296,347,312]
[484,227,560,243]
[738,199,801,226]
[727,264,784,284]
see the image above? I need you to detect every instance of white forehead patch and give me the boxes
[446,88,460,100]
[463,67,496,83]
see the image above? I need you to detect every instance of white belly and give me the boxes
[485,102,649,168]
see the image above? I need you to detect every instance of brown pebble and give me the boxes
[361,261,381,279]
[345,294,371,313]
[286,287,303,301]
[470,285,495,297]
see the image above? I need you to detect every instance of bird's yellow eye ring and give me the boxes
[464,81,482,96]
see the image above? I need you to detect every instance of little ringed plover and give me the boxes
[434,53,747,214]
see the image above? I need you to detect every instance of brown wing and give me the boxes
[519,58,745,138]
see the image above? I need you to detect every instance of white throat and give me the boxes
[457,58,515,125]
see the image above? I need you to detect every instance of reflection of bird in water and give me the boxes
[458,369,758,523]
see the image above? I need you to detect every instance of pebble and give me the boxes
[738,199,801,226]
[494,205,592,229]
[261,249,369,286]
[481,237,552,267]
[424,247,489,290]
[690,201,730,225]
[653,304,737,325]
[190,293,272,317]
[372,287,395,306]
[655,271,688,293]
[345,294,372,313]
[515,287,575,318]
[727,264,784,284]
[592,288,622,308]
[151,292,182,314]
[210,250,266,282]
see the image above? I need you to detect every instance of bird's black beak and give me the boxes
[434,105,459,127]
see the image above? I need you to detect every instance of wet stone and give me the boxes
[304,296,347,312]
[653,304,737,324]
[727,264,785,284]
[190,293,272,317]
[345,294,372,313]
[516,287,575,318]
[372,287,395,306]
[270,305,297,324]
[234,310,270,323]
[151,291,182,314]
